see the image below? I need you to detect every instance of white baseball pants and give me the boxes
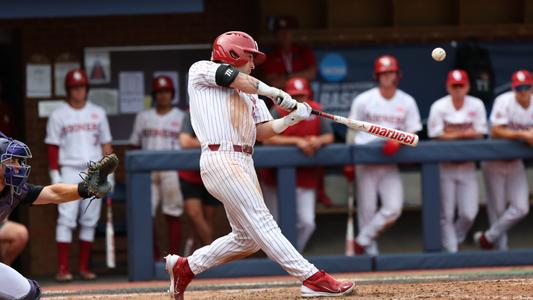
[187,151,318,281]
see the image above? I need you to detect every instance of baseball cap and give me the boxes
[512,70,533,90]
[271,16,299,32]
[447,69,469,86]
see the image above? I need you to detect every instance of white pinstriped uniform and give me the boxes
[186,60,318,280]
[427,95,488,252]
[349,87,421,255]
[130,108,185,217]
[481,91,531,250]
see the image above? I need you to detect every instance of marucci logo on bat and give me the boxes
[368,125,416,144]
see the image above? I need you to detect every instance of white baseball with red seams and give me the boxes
[185,60,319,280]
[45,101,112,242]
[480,91,532,250]
[129,108,185,217]
[349,87,422,255]
[427,95,488,252]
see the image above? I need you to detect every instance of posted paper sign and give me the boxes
[26,64,52,98]
[85,50,111,84]
[89,88,119,115]
[119,71,144,113]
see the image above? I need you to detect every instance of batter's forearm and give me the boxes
[230,73,279,98]
[492,126,524,140]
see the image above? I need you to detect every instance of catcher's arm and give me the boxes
[33,154,119,205]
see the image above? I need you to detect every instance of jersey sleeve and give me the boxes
[427,102,444,138]
[349,96,363,121]
[254,98,273,124]
[99,110,112,144]
[21,184,44,205]
[474,100,489,134]
[129,112,143,146]
[189,61,219,89]
[405,97,423,133]
[180,112,195,135]
[490,96,508,126]
[45,111,62,145]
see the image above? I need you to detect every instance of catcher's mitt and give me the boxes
[78,153,119,199]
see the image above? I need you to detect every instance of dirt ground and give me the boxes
[49,277,533,300]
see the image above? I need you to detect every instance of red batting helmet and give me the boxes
[511,70,533,89]
[152,75,175,97]
[211,31,266,67]
[447,69,469,86]
[374,55,400,75]
[285,77,312,98]
[65,69,89,90]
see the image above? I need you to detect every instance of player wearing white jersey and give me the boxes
[45,69,113,281]
[475,70,532,250]
[130,75,184,258]
[427,70,488,253]
[165,31,354,299]
[349,55,422,256]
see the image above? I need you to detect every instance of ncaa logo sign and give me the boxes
[319,53,347,82]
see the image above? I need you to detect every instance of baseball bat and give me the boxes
[105,195,116,269]
[311,110,419,146]
[345,176,355,256]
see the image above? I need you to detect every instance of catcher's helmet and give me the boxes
[285,77,312,98]
[0,132,31,194]
[211,31,266,67]
[152,75,175,97]
[374,55,400,75]
[65,68,89,90]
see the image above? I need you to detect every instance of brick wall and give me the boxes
[0,0,258,276]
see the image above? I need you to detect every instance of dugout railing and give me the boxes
[126,140,533,281]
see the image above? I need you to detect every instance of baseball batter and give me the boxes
[427,70,488,253]
[0,133,116,300]
[165,31,354,299]
[45,68,113,281]
[130,75,184,257]
[349,55,422,256]
[475,70,532,250]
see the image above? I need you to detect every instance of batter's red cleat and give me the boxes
[165,254,194,300]
[301,270,355,297]
[474,231,495,250]
[353,240,365,255]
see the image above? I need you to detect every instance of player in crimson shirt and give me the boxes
[262,77,333,252]
[262,16,317,89]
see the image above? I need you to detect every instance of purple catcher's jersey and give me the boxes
[0,184,42,222]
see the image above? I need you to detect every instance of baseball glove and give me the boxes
[78,154,119,199]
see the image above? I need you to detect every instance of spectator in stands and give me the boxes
[129,75,185,259]
[261,77,334,252]
[475,70,532,250]
[0,220,28,266]
[427,70,488,253]
[262,16,317,89]
[179,111,221,254]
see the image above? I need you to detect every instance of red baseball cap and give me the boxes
[447,69,469,86]
[512,70,533,90]
[285,77,312,97]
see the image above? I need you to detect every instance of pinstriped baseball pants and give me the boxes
[187,151,318,281]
